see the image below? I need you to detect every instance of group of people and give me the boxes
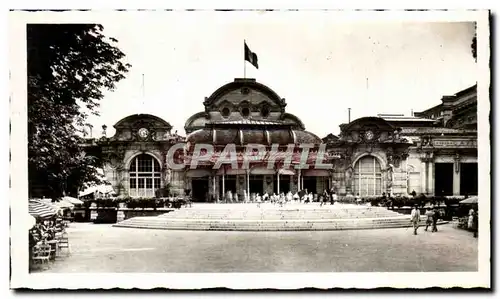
[410,205,441,235]
[467,208,479,238]
[219,188,352,206]
[29,218,67,252]
[411,204,479,237]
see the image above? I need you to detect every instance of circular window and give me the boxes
[221,107,230,118]
[261,106,270,118]
[241,107,250,117]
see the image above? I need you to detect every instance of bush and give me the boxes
[89,196,190,209]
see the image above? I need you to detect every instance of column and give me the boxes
[453,159,461,196]
[277,172,280,194]
[246,170,250,202]
[420,161,427,195]
[222,172,225,201]
[212,175,216,202]
[297,169,301,191]
[427,162,434,196]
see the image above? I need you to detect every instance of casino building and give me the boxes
[86,79,477,201]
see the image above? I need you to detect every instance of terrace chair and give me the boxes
[32,243,51,270]
[57,232,70,255]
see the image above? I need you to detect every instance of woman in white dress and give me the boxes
[256,193,262,207]
[263,193,269,202]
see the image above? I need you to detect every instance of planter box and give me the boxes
[92,208,117,224]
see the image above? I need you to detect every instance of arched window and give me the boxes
[353,155,382,196]
[129,154,161,197]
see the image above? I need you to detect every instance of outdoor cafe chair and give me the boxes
[57,232,70,255]
[32,243,51,270]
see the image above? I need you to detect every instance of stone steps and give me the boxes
[114,216,445,231]
[113,204,442,231]
[158,208,402,220]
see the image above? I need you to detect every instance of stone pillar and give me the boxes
[427,162,434,196]
[297,170,301,191]
[290,176,297,193]
[209,175,216,202]
[345,167,353,195]
[277,172,280,194]
[222,173,225,201]
[246,170,250,201]
[421,161,427,195]
[453,156,461,195]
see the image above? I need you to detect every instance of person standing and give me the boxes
[410,204,421,235]
[424,207,434,231]
[356,193,362,205]
[468,208,475,230]
[432,207,439,232]
[331,192,338,205]
[472,209,478,238]
[321,190,328,207]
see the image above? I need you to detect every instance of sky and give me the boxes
[85,11,477,138]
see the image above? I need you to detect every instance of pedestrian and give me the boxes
[262,192,269,203]
[432,207,439,232]
[256,193,262,208]
[472,209,478,238]
[331,192,338,205]
[356,193,362,205]
[298,189,306,201]
[424,207,434,231]
[410,204,420,235]
[468,208,475,230]
[321,190,328,207]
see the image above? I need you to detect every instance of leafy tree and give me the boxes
[27,24,131,199]
[471,22,477,62]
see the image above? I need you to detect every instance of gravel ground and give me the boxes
[39,223,478,273]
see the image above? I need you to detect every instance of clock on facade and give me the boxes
[138,128,149,139]
[365,130,374,141]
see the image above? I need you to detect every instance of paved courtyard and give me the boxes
[40,223,478,273]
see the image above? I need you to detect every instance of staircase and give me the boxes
[114,203,445,231]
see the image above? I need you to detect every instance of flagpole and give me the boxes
[243,39,246,79]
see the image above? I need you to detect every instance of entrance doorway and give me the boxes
[191,177,209,202]
[303,177,317,194]
[460,162,478,196]
[219,175,237,198]
[434,163,453,196]
[249,175,264,195]
[274,176,291,194]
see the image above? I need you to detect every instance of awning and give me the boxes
[278,168,295,175]
[460,196,478,204]
[29,199,59,219]
[79,184,116,197]
[63,196,84,205]
[216,168,247,175]
[250,167,276,175]
[302,169,330,177]
[185,169,212,177]
[44,199,74,209]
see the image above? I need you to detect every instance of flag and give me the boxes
[244,42,259,69]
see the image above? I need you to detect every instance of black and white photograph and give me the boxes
[9,8,490,289]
